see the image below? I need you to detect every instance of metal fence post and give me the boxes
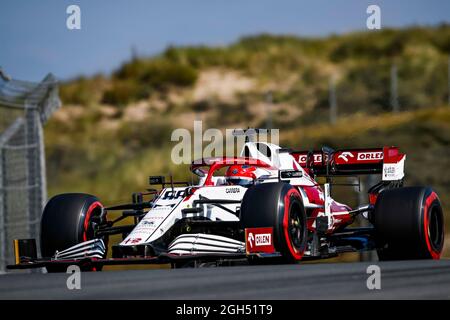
[0,118,25,272]
[448,55,450,106]
[0,73,60,272]
[0,147,4,273]
[37,115,46,257]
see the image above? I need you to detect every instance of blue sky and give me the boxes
[0,0,449,81]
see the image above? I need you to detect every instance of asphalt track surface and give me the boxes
[1,259,450,299]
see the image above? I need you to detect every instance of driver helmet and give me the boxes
[225,165,257,187]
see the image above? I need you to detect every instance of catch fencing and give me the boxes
[0,72,60,272]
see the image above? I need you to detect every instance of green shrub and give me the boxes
[140,60,198,88]
[114,58,197,88]
[59,76,103,105]
[104,58,198,106]
[164,46,229,68]
[101,80,143,106]
[330,29,407,62]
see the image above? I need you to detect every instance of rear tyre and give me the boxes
[240,183,307,263]
[40,193,107,272]
[372,186,444,261]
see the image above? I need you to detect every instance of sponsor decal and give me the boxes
[337,151,355,162]
[384,166,395,176]
[225,187,240,194]
[382,156,405,181]
[255,233,271,246]
[162,190,185,200]
[357,152,383,161]
[247,233,254,248]
[297,154,322,164]
[124,237,142,245]
[145,215,165,220]
[245,227,275,254]
[134,219,159,232]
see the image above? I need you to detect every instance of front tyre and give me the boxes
[40,193,107,272]
[240,183,307,262]
[372,186,444,261]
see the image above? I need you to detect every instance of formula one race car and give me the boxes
[9,129,445,272]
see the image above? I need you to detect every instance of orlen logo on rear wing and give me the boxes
[356,151,383,161]
[292,146,405,180]
[245,227,275,254]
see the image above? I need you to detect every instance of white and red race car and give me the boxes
[9,130,445,271]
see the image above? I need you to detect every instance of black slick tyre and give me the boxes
[240,182,307,262]
[372,186,444,261]
[40,193,106,272]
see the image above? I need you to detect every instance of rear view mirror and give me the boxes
[193,168,207,177]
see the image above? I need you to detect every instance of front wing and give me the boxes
[7,227,377,270]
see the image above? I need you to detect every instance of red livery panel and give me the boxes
[245,227,276,254]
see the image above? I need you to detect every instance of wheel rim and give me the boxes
[82,202,108,270]
[427,205,443,252]
[82,201,103,241]
[288,201,305,251]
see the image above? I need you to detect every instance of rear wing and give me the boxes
[290,146,405,181]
